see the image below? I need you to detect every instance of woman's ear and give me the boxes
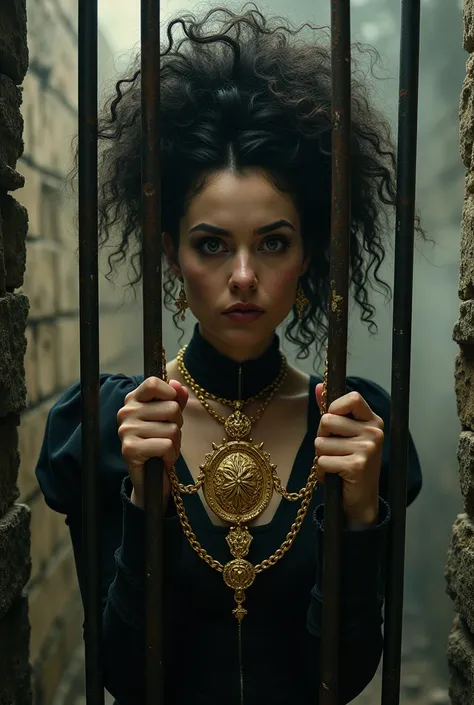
[162,232,181,277]
[300,253,310,278]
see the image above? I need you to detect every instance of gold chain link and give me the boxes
[177,345,288,425]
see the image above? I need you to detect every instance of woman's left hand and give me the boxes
[314,384,384,529]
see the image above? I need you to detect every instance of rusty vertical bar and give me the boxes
[141,0,164,703]
[319,2,351,703]
[381,1,421,703]
[78,0,103,703]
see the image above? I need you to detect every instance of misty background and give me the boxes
[96,0,466,688]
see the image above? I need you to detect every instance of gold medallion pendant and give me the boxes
[201,436,275,524]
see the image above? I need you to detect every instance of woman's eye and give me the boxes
[261,236,291,253]
[196,237,226,255]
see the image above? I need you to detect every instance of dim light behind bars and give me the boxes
[76,1,421,704]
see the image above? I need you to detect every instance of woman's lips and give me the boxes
[223,310,264,322]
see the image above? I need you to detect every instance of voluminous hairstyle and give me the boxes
[94,4,422,360]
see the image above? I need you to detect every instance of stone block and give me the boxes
[21,71,42,162]
[454,300,474,344]
[29,492,69,584]
[455,349,474,429]
[0,218,5,296]
[465,0,474,53]
[57,248,79,313]
[459,432,474,518]
[0,0,28,84]
[36,323,57,398]
[1,194,28,290]
[21,241,57,318]
[0,415,20,516]
[460,188,474,301]
[448,617,474,705]
[0,596,31,705]
[43,21,78,112]
[0,74,23,177]
[0,293,28,417]
[461,56,474,170]
[16,160,42,237]
[18,401,53,502]
[28,544,79,663]
[31,594,83,705]
[24,326,38,406]
[446,515,474,633]
[55,0,78,32]
[100,307,142,369]
[57,317,79,388]
[0,503,31,621]
[21,70,75,176]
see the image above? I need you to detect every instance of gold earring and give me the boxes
[295,282,309,320]
[175,282,188,321]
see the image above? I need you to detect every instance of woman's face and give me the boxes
[164,168,308,361]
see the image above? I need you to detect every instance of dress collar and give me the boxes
[182,324,283,400]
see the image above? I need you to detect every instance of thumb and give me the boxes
[315,383,324,413]
[168,379,189,411]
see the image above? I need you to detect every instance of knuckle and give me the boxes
[320,414,330,431]
[373,413,384,430]
[360,439,376,454]
[370,426,385,444]
[121,437,135,457]
[168,423,180,441]
[352,455,366,473]
[168,401,180,418]
[350,391,362,404]
[162,437,174,453]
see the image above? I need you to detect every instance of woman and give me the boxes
[36,6,422,705]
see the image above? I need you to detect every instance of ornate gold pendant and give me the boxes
[201,437,276,524]
[223,525,256,622]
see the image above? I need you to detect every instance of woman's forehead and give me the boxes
[184,169,299,229]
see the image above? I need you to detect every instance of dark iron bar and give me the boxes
[319,2,352,703]
[381,1,421,703]
[78,0,103,703]
[140,0,165,703]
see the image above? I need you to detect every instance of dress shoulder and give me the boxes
[35,373,142,516]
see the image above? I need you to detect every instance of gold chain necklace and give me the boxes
[163,346,328,623]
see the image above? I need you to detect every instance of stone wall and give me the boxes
[0,0,142,703]
[0,0,32,703]
[445,0,474,701]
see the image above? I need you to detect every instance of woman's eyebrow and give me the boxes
[188,219,296,236]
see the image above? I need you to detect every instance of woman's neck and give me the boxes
[181,323,283,400]
[198,324,275,363]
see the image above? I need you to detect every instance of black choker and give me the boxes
[182,324,283,400]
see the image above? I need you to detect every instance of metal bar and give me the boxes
[319,2,352,703]
[78,0,103,703]
[381,1,421,703]
[140,0,164,703]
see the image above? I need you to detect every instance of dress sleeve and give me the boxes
[35,373,181,703]
[305,376,422,702]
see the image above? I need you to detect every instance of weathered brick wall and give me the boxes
[0,0,32,703]
[445,1,474,701]
[1,0,143,703]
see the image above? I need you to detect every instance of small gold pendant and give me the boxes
[224,409,252,439]
[201,439,276,524]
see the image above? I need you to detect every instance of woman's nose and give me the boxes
[229,252,258,291]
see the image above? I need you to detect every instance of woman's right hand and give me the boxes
[117,376,189,509]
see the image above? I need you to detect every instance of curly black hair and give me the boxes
[95,3,420,361]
